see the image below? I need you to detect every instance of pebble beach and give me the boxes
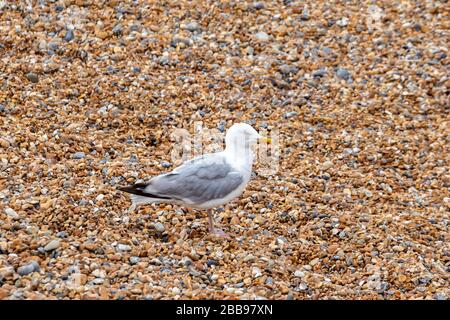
[0,0,448,300]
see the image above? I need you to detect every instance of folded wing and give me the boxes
[119,154,244,205]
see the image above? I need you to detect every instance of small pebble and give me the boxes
[184,22,200,32]
[294,270,305,278]
[154,222,165,233]
[336,68,351,80]
[312,69,327,77]
[279,64,298,75]
[56,231,67,238]
[73,152,85,159]
[337,17,349,27]
[255,31,269,42]
[161,161,172,168]
[26,72,39,83]
[112,24,122,36]
[64,29,74,42]
[206,259,219,267]
[129,256,140,265]
[284,111,298,119]
[18,262,40,276]
[117,244,131,251]
[4,208,19,220]
[252,267,262,278]
[253,2,265,10]
[44,239,60,251]
[309,258,320,266]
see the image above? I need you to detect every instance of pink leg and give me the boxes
[207,210,229,238]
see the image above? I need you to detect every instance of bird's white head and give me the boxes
[224,123,271,160]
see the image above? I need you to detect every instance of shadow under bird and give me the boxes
[118,123,271,238]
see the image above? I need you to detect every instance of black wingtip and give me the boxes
[118,182,148,194]
[117,186,136,193]
[117,184,172,200]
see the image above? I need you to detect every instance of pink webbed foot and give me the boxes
[210,228,230,238]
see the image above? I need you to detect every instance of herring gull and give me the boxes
[118,123,271,237]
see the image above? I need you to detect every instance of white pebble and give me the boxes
[4,208,19,220]
[252,267,262,278]
[294,270,305,278]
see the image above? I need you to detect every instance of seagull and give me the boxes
[118,123,271,238]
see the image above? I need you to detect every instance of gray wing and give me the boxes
[142,154,244,204]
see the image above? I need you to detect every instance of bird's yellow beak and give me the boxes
[259,136,272,143]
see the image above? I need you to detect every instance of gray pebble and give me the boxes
[112,24,122,36]
[129,256,140,265]
[253,2,265,10]
[18,261,40,276]
[56,231,67,238]
[279,64,299,75]
[294,270,305,278]
[159,56,170,65]
[129,154,139,163]
[300,8,310,20]
[312,68,327,77]
[171,36,192,47]
[73,152,85,159]
[161,161,171,168]
[206,259,219,267]
[217,120,226,133]
[154,222,165,233]
[26,72,39,83]
[0,104,5,112]
[284,111,298,119]
[276,236,287,244]
[322,47,333,55]
[48,42,59,51]
[336,68,351,80]
[376,282,389,293]
[184,22,200,32]
[434,293,447,300]
[64,29,74,42]
[181,256,193,267]
[160,268,172,274]
[129,24,140,32]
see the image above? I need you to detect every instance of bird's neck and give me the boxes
[225,142,254,170]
